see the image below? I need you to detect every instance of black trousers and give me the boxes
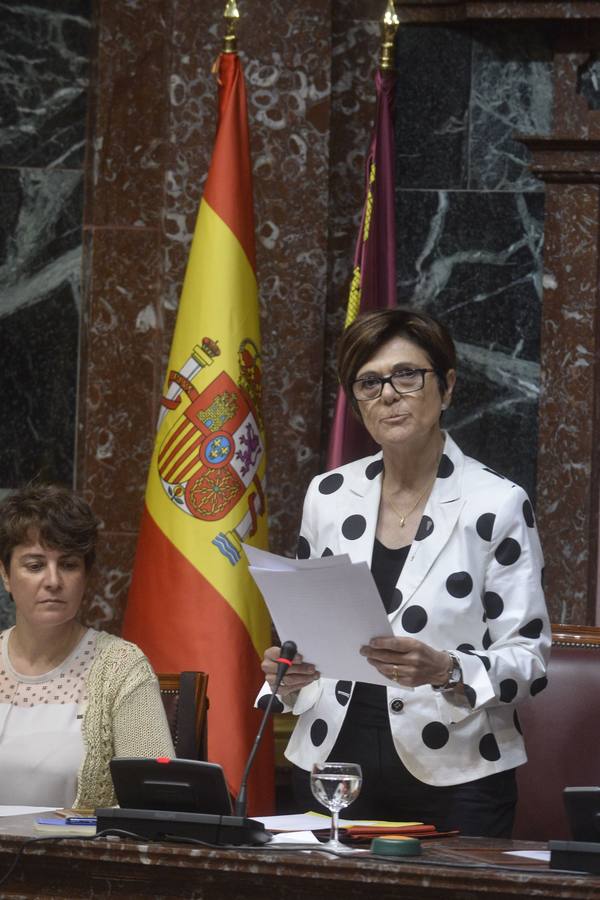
[292,714,517,838]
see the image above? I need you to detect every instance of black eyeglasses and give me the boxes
[351,368,436,401]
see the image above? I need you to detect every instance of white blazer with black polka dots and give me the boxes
[259,432,551,786]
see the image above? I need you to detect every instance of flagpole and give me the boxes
[380,0,400,71]
[223,0,239,54]
[325,0,400,470]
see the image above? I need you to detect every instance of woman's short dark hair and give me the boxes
[337,308,457,411]
[0,484,99,570]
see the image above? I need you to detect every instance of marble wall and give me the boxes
[392,22,552,502]
[0,1,593,626]
[0,0,92,627]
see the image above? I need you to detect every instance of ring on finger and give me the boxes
[392,664,401,683]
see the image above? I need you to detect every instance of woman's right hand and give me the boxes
[261,646,320,700]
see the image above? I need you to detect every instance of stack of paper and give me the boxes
[243,545,395,686]
[256,812,452,841]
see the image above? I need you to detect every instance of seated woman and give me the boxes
[0,484,174,809]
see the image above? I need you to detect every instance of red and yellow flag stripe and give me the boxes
[124,52,273,813]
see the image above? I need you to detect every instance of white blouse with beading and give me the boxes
[0,627,97,807]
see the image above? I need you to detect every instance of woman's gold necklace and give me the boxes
[384,454,441,527]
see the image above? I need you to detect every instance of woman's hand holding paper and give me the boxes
[261,646,320,700]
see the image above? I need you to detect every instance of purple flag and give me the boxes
[327,68,397,470]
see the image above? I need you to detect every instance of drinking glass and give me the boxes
[310,762,363,851]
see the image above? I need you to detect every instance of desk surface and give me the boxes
[0,813,598,900]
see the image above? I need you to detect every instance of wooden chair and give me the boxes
[158,672,209,761]
[513,625,600,841]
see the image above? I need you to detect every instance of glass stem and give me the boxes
[330,808,339,844]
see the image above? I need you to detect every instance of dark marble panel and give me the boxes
[0,0,92,168]
[0,168,84,295]
[0,285,79,486]
[579,57,600,110]
[0,166,83,489]
[396,188,544,501]
[394,25,472,190]
[469,23,553,191]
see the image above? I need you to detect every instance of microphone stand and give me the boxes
[235,642,296,818]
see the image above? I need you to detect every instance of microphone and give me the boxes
[274,640,298,684]
[235,640,297,818]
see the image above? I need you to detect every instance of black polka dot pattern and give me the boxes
[297,536,310,559]
[319,473,344,495]
[334,681,352,706]
[482,629,492,650]
[446,571,473,598]
[258,694,284,713]
[422,722,449,750]
[523,499,535,527]
[463,685,476,708]
[457,643,475,653]
[479,733,501,761]
[519,618,543,639]
[475,654,491,672]
[401,606,428,634]
[437,454,454,478]
[365,459,384,480]
[389,589,402,613]
[341,515,367,540]
[530,676,548,696]
[415,516,434,541]
[321,547,333,557]
[310,719,328,746]
[476,513,495,541]
[513,710,522,735]
[499,679,518,703]
[483,591,504,619]
[495,538,521,566]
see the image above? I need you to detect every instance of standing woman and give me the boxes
[260,308,550,837]
[0,484,174,809]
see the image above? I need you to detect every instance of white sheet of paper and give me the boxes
[244,546,395,688]
[0,806,55,817]
[256,812,420,832]
[256,812,333,832]
[504,850,550,862]
[269,830,322,844]
[244,545,351,572]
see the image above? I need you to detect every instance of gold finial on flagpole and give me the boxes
[380,0,399,71]
[223,0,240,54]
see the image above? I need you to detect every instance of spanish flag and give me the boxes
[123,49,273,813]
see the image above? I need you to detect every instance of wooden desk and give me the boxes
[0,813,599,900]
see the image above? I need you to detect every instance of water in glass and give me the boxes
[310,762,362,852]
